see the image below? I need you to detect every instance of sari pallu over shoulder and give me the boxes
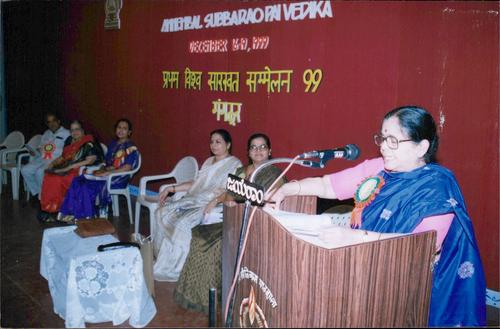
[360,164,486,327]
[153,155,242,282]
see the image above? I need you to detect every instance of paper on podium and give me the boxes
[264,208,404,249]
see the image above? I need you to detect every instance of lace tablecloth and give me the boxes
[40,226,157,328]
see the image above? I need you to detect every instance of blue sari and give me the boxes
[59,140,138,219]
[361,163,486,327]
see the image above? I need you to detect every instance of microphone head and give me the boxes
[345,144,360,160]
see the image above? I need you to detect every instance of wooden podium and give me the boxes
[222,196,435,327]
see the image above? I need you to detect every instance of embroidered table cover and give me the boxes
[40,226,156,328]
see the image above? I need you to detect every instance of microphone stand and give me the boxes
[225,157,320,327]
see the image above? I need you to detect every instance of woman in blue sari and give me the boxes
[58,118,138,222]
[270,106,486,327]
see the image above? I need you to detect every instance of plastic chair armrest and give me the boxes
[17,152,31,168]
[138,172,176,196]
[79,164,103,175]
[106,170,135,192]
[159,183,186,201]
[1,147,26,164]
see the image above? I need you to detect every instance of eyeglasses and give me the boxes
[373,133,413,150]
[249,144,269,152]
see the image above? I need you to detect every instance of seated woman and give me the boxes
[174,133,286,313]
[153,129,242,282]
[58,118,138,222]
[269,106,486,327]
[38,120,103,222]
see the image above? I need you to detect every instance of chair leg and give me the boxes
[112,195,120,217]
[12,169,19,200]
[149,210,155,237]
[23,178,30,200]
[0,170,3,194]
[134,201,141,234]
[125,192,133,224]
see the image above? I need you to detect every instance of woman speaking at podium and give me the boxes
[269,106,485,327]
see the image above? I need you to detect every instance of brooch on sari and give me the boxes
[112,146,137,168]
[351,175,385,228]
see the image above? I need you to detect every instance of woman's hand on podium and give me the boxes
[265,180,304,211]
[264,187,285,211]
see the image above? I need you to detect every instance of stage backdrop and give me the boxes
[5,1,499,290]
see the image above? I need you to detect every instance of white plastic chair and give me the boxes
[12,134,42,200]
[134,156,198,235]
[100,143,108,158]
[107,152,142,224]
[0,131,26,198]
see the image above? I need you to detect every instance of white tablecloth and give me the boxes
[40,226,157,328]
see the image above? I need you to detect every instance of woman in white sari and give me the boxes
[153,129,242,281]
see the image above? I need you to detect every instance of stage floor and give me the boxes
[0,185,211,328]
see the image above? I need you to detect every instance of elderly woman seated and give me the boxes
[38,120,103,222]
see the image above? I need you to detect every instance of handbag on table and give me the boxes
[74,218,116,238]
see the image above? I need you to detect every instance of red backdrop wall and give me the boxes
[58,1,498,289]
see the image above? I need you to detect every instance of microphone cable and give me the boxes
[223,155,300,325]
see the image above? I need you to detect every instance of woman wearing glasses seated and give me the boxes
[269,106,485,327]
[174,133,286,313]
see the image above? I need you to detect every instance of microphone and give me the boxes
[299,144,360,161]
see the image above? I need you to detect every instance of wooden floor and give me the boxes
[1,181,498,327]
[0,184,210,328]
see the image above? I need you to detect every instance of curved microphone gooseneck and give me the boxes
[224,145,360,327]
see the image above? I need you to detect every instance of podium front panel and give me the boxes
[222,196,435,327]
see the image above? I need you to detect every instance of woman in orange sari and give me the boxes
[38,120,103,222]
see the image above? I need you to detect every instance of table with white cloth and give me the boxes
[40,226,157,328]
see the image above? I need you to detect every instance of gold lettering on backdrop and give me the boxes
[211,99,242,126]
[161,67,322,93]
[256,66,271,92]
[245,72,258,93]
[271,68,292,93]
[162,71,179,89]
[184,67,202,90]
[208,72,239,92]
[303,69,323,93]
[246,66,293,93]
